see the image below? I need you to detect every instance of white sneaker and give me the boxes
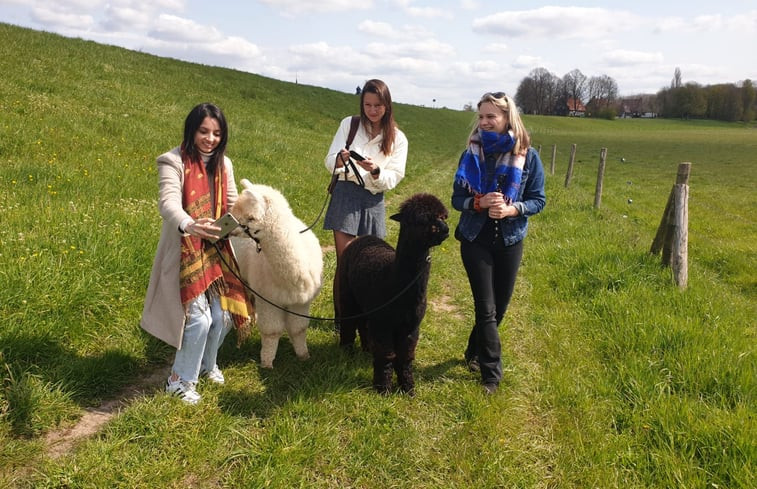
[201,366,225,385]
[166,377,201,404]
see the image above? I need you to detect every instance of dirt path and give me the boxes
[44,366,170,459]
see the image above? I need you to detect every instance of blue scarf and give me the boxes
[454,130,524,203]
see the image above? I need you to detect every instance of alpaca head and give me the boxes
[390,193,449,247]
[230,179,289,241]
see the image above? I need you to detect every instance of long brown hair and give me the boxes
[360,79,397,155]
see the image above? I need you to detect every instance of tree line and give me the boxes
[497,66,756,122]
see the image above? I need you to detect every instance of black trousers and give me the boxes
[460,223,524,385]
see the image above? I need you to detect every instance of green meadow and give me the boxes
[1,23,754,488]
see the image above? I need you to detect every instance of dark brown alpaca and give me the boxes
[338,193,449,395]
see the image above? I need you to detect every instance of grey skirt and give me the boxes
[324,180,385,238]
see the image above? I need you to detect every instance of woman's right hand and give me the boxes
[480,191,504,209]
[187,217,221,239]
[336,148,350,168]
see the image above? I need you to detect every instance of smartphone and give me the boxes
[349,150,365,161]
[208,213,239,243]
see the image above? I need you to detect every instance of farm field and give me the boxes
[0,23,755,488]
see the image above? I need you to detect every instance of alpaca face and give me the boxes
[429,218,449,246]
[230,188,268,242]
[391,193,449,247]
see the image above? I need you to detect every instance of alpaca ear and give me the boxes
[390,212,402,222]
[240,178,253,190]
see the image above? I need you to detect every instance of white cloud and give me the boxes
[483,42,509,53]
[101,5,156,31]
[460,0,479,10]
[30,5,95,30]
[357,20,433,40]
[257,0,371,15]
[473,6,637,40]
[655,11,757,34]
[602,49,664,66]
[204,36,263,59]
[148,14,224,42]
[512,55,543,69]
[404,5,453,20]
[365,39,456,60]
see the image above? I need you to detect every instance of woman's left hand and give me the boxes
[357,157,380,177]
[488,203,519,219]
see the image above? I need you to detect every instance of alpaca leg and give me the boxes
[285,311,310,361]
[371,332,396,394]
[256,304,282,368]
[372,355,394,395]
[332,269,341,334]
[357,321,372,352]
[259,333,280,369]
[339,319,358,349]
[395,329,419,395]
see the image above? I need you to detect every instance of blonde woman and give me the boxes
[451,92,546,394]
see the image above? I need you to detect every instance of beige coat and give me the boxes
[140,147,239,349]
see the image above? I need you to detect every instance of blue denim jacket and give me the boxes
[451,146,546,246]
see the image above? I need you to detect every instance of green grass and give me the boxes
[1,23,755,488]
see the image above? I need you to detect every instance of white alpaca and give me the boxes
[230,179,323,368]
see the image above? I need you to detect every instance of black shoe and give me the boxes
[482,383,498,395]
[465,355,480,373]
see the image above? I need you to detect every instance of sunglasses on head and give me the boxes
[485,92,507,99]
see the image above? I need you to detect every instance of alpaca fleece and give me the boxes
[338,193,449,395]
[230,179,323,368]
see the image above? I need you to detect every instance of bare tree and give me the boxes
[672,67,682,88]
[515,67,560,115]
[587,74,618,108]
[563,69,587,113]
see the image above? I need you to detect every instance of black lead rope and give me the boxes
[213,238,429,323]
[297,152,362,234]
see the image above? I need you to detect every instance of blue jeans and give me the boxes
[172,294,231,383]
[460,228,523,385]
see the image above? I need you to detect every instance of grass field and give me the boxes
[0,23,755,488]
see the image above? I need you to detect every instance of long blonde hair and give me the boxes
[468,92,530,155]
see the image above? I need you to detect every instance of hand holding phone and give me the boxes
[349,150,365,161]
[208,213,239,243]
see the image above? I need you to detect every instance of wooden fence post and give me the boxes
[594,147,607,209]
[537,145,542,156]
[550,144,556,175]
[671,182,689,288]
[564,143,577,187]
[650,162,691,288]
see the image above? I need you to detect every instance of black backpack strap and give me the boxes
[345,115,360,149]
[341,115,365,187]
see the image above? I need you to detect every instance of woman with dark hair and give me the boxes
[141,103,253,404]
[451,92,546,394]
[323,79,408,323]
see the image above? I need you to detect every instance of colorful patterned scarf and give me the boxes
[454,130,525,203]
[180,151,253,342]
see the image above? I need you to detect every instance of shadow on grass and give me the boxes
[0,329,169,437]
[216,332,474,419]
[216,337,376,418]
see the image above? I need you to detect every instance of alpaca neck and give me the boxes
[259,223,305,281]
[395,232,431,272]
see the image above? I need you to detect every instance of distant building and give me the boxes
[566,97,586,117]
[619,97,643,118]
[618,96,658,118]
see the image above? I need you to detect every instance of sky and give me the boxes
[2,0,756,109]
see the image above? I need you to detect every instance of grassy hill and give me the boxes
[1,23,754,488]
